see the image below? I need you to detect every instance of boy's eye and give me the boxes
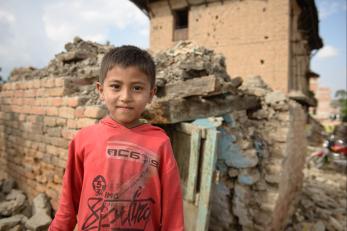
[110,84,120,90]
[133,86,143,91]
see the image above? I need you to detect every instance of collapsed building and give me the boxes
[0,38,307,231]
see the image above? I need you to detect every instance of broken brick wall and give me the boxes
[0,38,109,209]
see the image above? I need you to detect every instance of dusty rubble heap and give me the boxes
[144,41,259,123]
[285,167,347,231]
[9,37,112,106]
[0,178,52,231]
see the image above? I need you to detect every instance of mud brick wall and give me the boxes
[0,77,106,209]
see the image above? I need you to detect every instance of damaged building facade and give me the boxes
[130,0,323,109]
[0,39,307,230]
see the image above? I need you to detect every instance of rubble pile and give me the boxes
[285,167,347,231]
[145,41,259,123]
[9,37,113,106]
[0,178,52,231]
[208,76,307,231]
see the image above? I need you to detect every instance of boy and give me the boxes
[49,46,184,230]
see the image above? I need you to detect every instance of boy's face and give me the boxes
[96,66,156,128]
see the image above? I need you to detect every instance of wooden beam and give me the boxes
[144,94,260,124]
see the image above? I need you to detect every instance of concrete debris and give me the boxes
[285,167,347,231]
[25,193,52,230]
[8,37,113,106]
[0,214,27,231]
[0,179,52,231]
[144,41,260,123]
[0,190,26,217]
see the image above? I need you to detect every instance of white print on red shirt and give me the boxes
[81,140,160,230]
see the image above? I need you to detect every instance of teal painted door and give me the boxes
[167,122,219,231]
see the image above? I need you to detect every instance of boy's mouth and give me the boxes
[116,106,133,110]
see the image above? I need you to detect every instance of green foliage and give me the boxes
[334,89,347,122]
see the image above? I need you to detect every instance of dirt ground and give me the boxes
[285,154,347,231]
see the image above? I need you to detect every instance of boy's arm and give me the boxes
[49,138,84,231]
[160,140,184,231]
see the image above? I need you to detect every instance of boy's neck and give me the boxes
[108,115,145,129]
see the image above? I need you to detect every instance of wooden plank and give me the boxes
[196,129,219,231]
[185,128,202,202]
[175,122,206,138]
[160,75,217,98]
[145,94,260,124]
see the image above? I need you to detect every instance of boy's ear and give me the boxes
[96,82,104,100]
[149,87,157,102]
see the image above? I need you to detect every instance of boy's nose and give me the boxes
[119,88,132,102]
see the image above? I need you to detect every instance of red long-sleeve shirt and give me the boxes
[49,116,184,231]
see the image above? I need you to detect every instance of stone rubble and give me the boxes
[285,166,347,231]
[208,76,307,231]
[0,178,52,231]
[145,41,259,124]
[8,37,113,106]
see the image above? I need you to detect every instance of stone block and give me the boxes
[84,106,106,119]
[46,107,58,116]
[238,168,260,185]
[58,107,75,119]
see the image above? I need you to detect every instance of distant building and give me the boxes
[131,0,323,109]
[310,81,340,128]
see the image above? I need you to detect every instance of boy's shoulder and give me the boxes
[72,121,103,140]
[139,123,169,140]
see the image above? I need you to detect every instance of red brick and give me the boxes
[33,79,41,88]
[56,118,66,126]
[53,174,63,184]
[46,127,62,137]
[46,107,58,116]
[49,88,66,97]
[46,145,60,156]
[77,118,97,128]
[84,106,106,118]
[35,175,48,184]
[36,89,45,97]
[16,82,25,90]
[55,78,66,87]
[23,98,35,105]
[24,89,36,97]
[61,128,77,140]
[67,119,77,129]
[52,97,63,106]
[44,117,56,126]
[14,90,24,97]
[31,106,46,115]
[59,107,75,119]
[74,106,85,118]
[65,96,88,107]
[42,78,55,88]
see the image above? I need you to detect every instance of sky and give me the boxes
[0,0,346,97]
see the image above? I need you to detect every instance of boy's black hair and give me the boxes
[99,45,156,87]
